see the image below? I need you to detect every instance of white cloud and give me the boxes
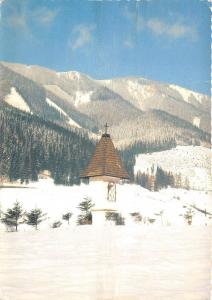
[70,24,96,51]
[123,7,198,41]
[5,6,58,31]
[32,7,58,25]
[147,18,197,40]
[7,12,28,32]
[167,23,187,38]
[147,18,166,35]
[124,38,134,49]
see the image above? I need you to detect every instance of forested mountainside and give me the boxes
[100,77,210,133]
[0,105,183,185]
[0,61,210,147]
[119,138,177,180]
[134,146,211,191]
[0,105,95,185]
[111,109,210,147]
[0,61,210,186]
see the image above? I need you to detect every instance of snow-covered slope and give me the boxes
[101,77,210,112]
[1,61,210,138]
[134,146,211,190]
[4,87,30,112]
[74,90,93,106]
[99,77,210,133]
[169,84,205,104]
[46,98,81,128]
[44,85,74,104]
[58,70,82,80]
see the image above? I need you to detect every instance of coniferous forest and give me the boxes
[119,138,177,180]
[0,104,204,188]
[0,105,95,185]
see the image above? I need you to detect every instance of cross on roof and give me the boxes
[104,122,109,134]
[80,124,130,179]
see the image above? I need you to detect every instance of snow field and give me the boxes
[193,116,201,128]
[127,80,155,103]
[58,70,82,80]
[74,90,93,106]
[46,97,81,128]
[0,180,211,299]
[0,180,211,230]
[169,84,204,104]
[4,87,30,113]
[134,146,211,191]
[0,226,211,300]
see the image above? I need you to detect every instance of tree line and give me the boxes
[119,138,177,180]
[0,104,192,189]
[135,167,190,191]
[0,105,95,185]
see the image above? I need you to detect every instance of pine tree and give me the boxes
[51,220,62,228]
[25,208,47,230]
[0,105,95,185]
[62,212,72,225]
[184,207,194,225]
[1,201,24,231]
[77,197,94,225]
[105,212,125,225]
[184,177,190,190]
[175,173,182,188]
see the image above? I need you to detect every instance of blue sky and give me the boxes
[0,0,210,95]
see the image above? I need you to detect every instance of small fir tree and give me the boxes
[77,197,94,225]
[62,212,72,225]
[25,208,47,230]
[1,201,24,231]
[105,212,125,225]
[130,212,142,223]
[183,177,190,190]
[51,220,62,228]
[184,207,194,225]
[175,173,182,188]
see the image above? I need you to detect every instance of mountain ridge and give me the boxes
[1,60,210,97]
[0,61,210,147]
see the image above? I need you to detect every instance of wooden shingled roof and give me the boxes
[80,133,130,179]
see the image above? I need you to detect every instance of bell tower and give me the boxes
[80,124,129,225]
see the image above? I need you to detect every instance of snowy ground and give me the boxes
[134,146,211,191]
[0,179,212,231]
[0,179,211,229]
[0,226,211,300]
[0,181,211,299]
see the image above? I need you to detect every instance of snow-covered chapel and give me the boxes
[80,124,129,225]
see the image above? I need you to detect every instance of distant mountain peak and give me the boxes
[57,71,82,80]
[0,61,210,146]
[57,70,93,82]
